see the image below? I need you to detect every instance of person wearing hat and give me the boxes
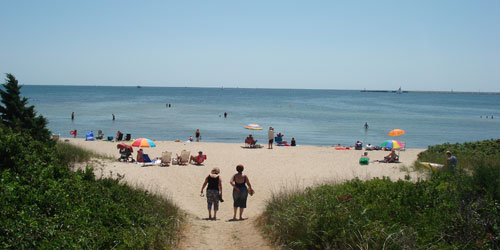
[201,167,222,220]
[446,151,457,172]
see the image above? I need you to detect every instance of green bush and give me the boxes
[260,140,500,249]
[0,127,183,249]
[418,139,500,170]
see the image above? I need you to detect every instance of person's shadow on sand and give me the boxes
[202,217,217,221]
[227,218,247,222]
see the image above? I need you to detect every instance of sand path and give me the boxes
[68,139,423,249]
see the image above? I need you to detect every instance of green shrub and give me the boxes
[260,140,500,249]
[0,127,183,249]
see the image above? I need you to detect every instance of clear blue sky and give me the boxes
[1,0,499,91]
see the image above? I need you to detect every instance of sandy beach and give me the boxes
[67,138,424,249]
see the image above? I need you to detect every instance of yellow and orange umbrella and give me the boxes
[388,129,405,137]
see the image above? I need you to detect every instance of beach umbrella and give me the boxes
[380,140,403,149]
[244,124,263,130]
[388,129,405,137]
[130,138,156,148]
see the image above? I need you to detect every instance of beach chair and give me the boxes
[178,150,190,165]
[96,130,104,140]
[400,142,406,151]
[161,151,172,166]
[116,133,123,141]
[141,154,153,166]
[85,131,95,141]
[125,133,131,141]
[244,137,258,148]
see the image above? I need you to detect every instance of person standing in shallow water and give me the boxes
[71,112,74,120]
[195,129,201,142]
[230,164,253,220]
[201,167,222,220]
[112,113,115,121]
[224,112,227,118]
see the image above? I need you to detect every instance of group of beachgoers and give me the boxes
[353,140,400,164]
[187,129,201,142]
[200,164,254,220]
[267,126,296,148]
[480,115,494,119]
[129,149,208,166]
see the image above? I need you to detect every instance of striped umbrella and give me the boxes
[380,140,403,149]
[130,138,156,148]
[244,124,263,130]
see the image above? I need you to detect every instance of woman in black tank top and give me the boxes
[201,167,222,220]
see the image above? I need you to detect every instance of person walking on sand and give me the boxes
[195,129,201,142]
[268,127,274,149]
[201,167,222,220]
[230,164,254,220]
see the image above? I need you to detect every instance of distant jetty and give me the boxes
[360,89,500,95]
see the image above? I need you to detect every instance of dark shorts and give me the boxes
[233,188,248,208]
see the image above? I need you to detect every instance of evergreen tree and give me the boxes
[0,73,51,142]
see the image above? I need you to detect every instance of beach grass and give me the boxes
[55,141,113,164]
[259,140,500,249]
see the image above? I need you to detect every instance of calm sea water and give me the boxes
[21,85,500,148]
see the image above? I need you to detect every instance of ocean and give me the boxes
[21,85,500,148]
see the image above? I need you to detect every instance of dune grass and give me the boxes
[55,141,113,164]
[259,139,500,249]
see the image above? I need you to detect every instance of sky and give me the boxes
[1,0,499,91]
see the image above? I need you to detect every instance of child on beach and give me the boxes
[360,152,369,165]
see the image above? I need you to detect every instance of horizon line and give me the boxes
[19,84,500,94]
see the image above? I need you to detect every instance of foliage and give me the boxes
[0,73,51,143]
[0,127,182,249]
[417,139,500,170]
[260,140,500,249]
